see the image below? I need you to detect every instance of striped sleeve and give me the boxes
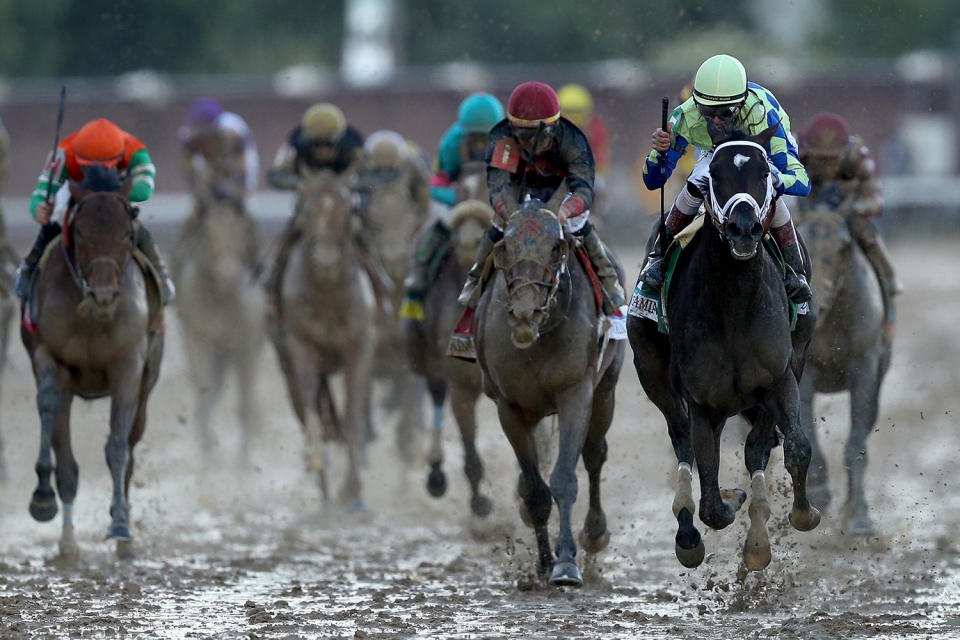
[29,148,68,217]
[127,148,156,202]
[763,98,810,197]
[642,107,689,190]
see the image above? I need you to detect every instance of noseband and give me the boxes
[64,193,134,298]
[498,217,568,317]
[706,140,774,234]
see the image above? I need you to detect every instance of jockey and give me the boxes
[15,118,175,304]
[399,92,505,321]
[458,81,626,314]
[178,97,259,206]
[265,103,365,300]
[797,112,902,297]
[351,129,431,214]
[640,54,813,304]
[557,83,610,179]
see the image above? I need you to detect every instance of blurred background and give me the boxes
[0,0,958,242]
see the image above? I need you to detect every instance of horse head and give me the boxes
[197,198,251,295]
[796,205,852,326]
[447,199,493,272]
[493,199,567,349]
[69,165,136,319]
[297,170,354,276]
[705,123,778,261]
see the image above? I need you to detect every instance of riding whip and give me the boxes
[658,96,669,256]
[44,85,67,204]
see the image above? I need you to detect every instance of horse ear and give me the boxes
[752,123,779,150]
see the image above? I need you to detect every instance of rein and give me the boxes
[502,253,567,316]
[62,194,135,298]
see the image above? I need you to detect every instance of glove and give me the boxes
[769,164,783,192]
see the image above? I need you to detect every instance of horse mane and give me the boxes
[80,163,123,193]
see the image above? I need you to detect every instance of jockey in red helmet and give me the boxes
[457,81,625,315]
[16,118,175,304]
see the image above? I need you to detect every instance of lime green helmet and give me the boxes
[458,93,505,134]
[693,54,747,107]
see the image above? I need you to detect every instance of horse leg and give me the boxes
[115,389,149,560]
[768,371,821,532]
[741,407,779,571]
[549,379,594,587]
[450,383,491,517]
[29,348,66,523]
[690,403,744,530]
[49,386,78,560]
[287,339,327,500]
[500,402,552,579]
[195,348,228,454]
[844,352,883,536]
[236,348,262,464]
[799,374,831,510]
[579,385,614,555]
[341,338,374,512]
[394,372,425,466]
[424,375,448,498]
[105,359,145,545]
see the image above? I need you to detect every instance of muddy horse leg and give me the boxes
[195,348,229,454]
[845,351,883,536]
[287,338,328,500]
[29,347,66,523]
[105,357,146,544]
[450,383,491,517]
[424,375,448,498]
[689,402,745,530]
[341,337,374,511]
[236,347,262,463]
[549,379,594,587]
[741,407,779,571]
[50,387,78,559]
[768,371,821,532]
[115,390,149,560]
[799,374,831,510]
[578,374,617,555]
[500,402,553,579]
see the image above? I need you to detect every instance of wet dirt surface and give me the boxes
[0,242,958,639]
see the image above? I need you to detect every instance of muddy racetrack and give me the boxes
[0,241,957,639]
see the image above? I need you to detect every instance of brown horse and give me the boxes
[475,200,625,586]
[172,193,265,459]
[406,198,494,516]
[270,170,375,509]
[21,167,164,559]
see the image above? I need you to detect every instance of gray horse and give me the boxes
[270,170,375,509]
[795,204,891,536]
[21,173,164,560]
[476,200,624,586]
[172,194,265,460]
[406,198,493,516]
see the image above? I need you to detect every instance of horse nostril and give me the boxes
[727,222,741,236]
[752,222,763,237]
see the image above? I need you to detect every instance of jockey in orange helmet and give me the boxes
[16,118,175,304]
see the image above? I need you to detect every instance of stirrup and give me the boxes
[639,256,666,289]
[457,278,481,309]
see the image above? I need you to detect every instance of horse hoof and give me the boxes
[58,538,80,562]
[675,538,706,568]
[29,494,58,522]
[426,465,447,498]
[470,494,493,518]
[846,515,876,537]
[721,488,747,513]
[549,561,583,587]
[789,506,821,532]
[578,528,611,554]
[105,524,133,541]
[116,539,135,561]
[742,537,772,571]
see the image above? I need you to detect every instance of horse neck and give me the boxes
[693,221,767,307]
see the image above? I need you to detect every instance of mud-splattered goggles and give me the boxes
[697,102,742,120]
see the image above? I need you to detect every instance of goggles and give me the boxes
[696,102,742,121]
[513,125,553,142]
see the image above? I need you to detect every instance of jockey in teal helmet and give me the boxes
[401,92,504,322]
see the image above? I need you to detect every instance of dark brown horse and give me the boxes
[21,167,164,559]
[627,127,820,571]
[406,198,494,516]
[795,204,891,535]
[475,200,625,586]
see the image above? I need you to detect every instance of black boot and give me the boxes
[457,226,502,309]
[772,221,813,304]
[15,223,61,301]
[400,220,453,321]
[134,221,176,305]
[577,222,625,314]
[639,206,692,289]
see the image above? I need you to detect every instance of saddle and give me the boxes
[628,215,809,334]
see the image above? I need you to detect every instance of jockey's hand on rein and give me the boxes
[35,201,53,225]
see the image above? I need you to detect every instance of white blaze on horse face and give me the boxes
[733,154,751,170]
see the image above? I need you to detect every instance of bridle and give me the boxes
[498,214,568,317]
[705,140,774,234]
[63,192,134,298]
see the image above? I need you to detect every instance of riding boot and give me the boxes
[457,226,502,309]
[134,221,175,305]
[771,221,813,304]
[639,206,694,289]
[14,222,62,301]
[400,219,453,321]
[849,217,903,296]
[577,222,625,314]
